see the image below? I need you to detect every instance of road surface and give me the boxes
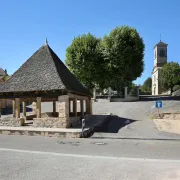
[0,135,180,180]
[91,97,180,139]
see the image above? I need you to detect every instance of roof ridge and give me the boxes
[45,45,66,90]
[46,45,90,95]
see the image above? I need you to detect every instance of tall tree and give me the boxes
[101,26,145,91]
[141,77,152,92]
[65,33,105,91]
[159,62,180,93]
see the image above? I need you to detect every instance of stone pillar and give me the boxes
[93,88,96,102]
[58,95,69,127]
[137,86,140,97]
[22,102,26,117]
[124,86,128,97]
[32,102,36,114]
[12,100,16,118]
[36,97,41,118]
[15,98,20,118]
[108,87,111,97]
[80,99,84,116]
[69,100,71,114]
[73,98,77,117]
[53,101,56,116]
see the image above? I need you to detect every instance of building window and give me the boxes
[154,50,156,59]
[159,49,165,57]
[154,75,156,82]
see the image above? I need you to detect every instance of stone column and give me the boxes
[137,86,140,97]
[32,102,36,114]
[58,95,69,127]
[69,100,71,114]
[108,87,112,97]
[15,98,20,118]
[53,101,56,116]
[12,100,16,118]
[93,88,96,102]
[36,97,41,118]
[80,99,84,116]
[73,98,77,117]
[124,86,128,97]
[22,102,26,117]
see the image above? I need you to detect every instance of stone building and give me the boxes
[0,41,92,128]
[152,41,168,95]
[0,68,7,83]
[0,68,12,108]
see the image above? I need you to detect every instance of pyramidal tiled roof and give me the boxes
[0,43,91,96]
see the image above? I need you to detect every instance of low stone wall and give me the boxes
[0,117,24,127]
[33,118,68,128]
[124,95,139,102]
[33,115,87,128]
[110,98,125,102]
[96,99,110,103]
[110,96,139,102]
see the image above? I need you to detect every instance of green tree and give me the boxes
[65,33,106,91]
[101,26,145,91]
[159,62,180,93]
[141,77,152,92]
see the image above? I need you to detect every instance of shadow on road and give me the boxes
[94,115,136,133]
[139,95,180,102]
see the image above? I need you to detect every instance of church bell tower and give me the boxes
[152,40,168,95]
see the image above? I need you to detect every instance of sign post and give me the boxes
[155,100,162,117]
[82,119,85,138]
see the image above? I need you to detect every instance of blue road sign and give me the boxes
[156,100,162,108]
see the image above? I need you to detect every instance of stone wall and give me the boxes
[0,117,24,127]
[33,118,69,128]
[33,116,82,128]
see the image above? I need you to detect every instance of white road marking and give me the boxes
[0,148,180,163]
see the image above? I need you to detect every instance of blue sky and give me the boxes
[0,0,180,85]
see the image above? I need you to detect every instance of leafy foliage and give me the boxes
[101,26,145,90]
[65,33,105,90]
[66,26,145,92]
[141,77,152,92]
[159,62,180,92]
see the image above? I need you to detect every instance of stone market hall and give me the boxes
[0,41,92,128]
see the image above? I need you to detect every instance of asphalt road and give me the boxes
[0,135,180,180]
[91,98,180,139]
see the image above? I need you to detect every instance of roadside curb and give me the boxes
[90,136,180,141]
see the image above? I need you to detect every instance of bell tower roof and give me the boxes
[154,41,168,48]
